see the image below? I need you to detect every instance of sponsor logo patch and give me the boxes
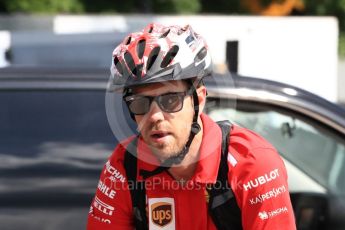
[149,198,175,230]
[105,160,126,182]
[89,209,112,225]
[249,185,287,205]
[93,196,115,216]
[243,168,280,191]
[258,211,269,220]
[98,180,116,199]
[258,206,289,220]
[185,34,195,45]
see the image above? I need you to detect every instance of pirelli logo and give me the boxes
[93,196,114,216]
[149,198,175,230]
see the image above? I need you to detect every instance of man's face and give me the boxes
[131,81,194,161]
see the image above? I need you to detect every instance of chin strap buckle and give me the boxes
[191,122,201,134]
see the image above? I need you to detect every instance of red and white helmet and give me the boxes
[110,23,212,92]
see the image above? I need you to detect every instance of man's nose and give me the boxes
[146,101,165,122]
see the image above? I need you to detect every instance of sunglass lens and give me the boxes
[159,93,183,112]
[129,97,150,115]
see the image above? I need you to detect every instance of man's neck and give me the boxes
[168,122,203,182]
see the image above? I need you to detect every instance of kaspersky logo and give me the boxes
[149,198,175,230]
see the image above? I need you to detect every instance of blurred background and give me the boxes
[1,2,345,229]
[0,0,344,104]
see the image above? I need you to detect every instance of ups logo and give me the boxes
[151,202,173,227]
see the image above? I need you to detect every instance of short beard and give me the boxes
[149,129,190,164]
[150,138,188,163]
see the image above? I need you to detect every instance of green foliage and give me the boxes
[79,0,137,13]
[3,0,84,13]
[200,0,243,14]
[340,32,345,59]
[302,0,345,57]
[174,0,200,13]
[0,0,200,14]
[303,0,345,29]
[152,0,200,14]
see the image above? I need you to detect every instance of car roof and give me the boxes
[0,67,109,90]
[1,67,345,134]
[205,73,345,135]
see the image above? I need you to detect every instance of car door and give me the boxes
[206,97,345,230]
[0,88,115,230]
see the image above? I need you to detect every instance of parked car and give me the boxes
[0,67,344,230]
[204,74,345,230]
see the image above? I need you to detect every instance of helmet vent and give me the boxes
[148,25,154,33]
[137,39,146,59]
[160,45,179,68]
[136,64,144,78]
[125,36,132,45]
[195,47,207,62]
[147,46,161,71]
[124,51,136,77]
[114,56,124,75]
[160,29,170,38]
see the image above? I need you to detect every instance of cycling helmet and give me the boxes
[108,23,213,174]
[109,23,212,92]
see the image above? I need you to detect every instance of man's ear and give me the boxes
[196,85,207,113]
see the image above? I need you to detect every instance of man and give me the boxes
[87,23,296,230]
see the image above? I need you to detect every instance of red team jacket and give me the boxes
[87,114,296,229]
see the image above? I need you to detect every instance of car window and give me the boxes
[207,99,345,196]
[0,91,114,142]
[0,90,115,194]
[0,89,119,229]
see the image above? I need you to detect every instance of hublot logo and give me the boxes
[243,169,279,191]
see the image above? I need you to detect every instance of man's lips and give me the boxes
[150,131,171,141]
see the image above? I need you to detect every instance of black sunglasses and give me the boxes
[124,91,192,115]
